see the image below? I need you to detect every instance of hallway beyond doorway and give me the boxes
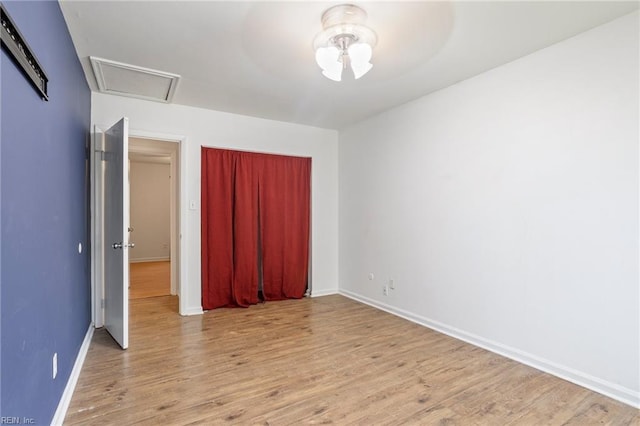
[129,261,170,299]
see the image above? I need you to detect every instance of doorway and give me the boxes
[128,138,180,305]
[90,121,187,346]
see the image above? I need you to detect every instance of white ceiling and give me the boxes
[59,1,638,130]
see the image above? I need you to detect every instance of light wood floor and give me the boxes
[64,295,639,425]
[129,261,171,299]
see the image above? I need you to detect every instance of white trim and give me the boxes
[51,325,94,426]
[89,56,180,104]
[125,129,189,315]
[169,146,179,297]
[129,257,170,263]
[128,128,186,144]
[90,127,105,328]
[92,125,190,318]
[178,137,191,315]
[311,288,339,298]
[339,289,640,409]
[181,307,204,316]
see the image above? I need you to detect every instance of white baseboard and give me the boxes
[310,288,339,298]
[339,289,639,409]
[51,324,95,426]
[129,257,170,263]
[181,306,204,316]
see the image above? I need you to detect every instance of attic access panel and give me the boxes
[90,56,180,103]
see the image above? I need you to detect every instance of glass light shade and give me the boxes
[315,46,342,81]
[348,42,372,63]
[315,46,338,69]
[348,42,373,79]
[322,67,343,82]
[351,61,372,80]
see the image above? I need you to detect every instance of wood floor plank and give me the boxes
[129,261,171,299]
[64,295,639,425]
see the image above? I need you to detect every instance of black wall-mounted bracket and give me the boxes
[1,2,49,100]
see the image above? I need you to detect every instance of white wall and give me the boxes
[339,11,639,406]
[129,160,171,262]
[92,94,339,315]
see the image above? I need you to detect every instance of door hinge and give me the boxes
[95,149,106,161]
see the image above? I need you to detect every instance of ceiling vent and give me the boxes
[89,56,180,103]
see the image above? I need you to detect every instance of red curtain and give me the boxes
[232,154,260,306]
[201,148,310,309]
[201,149,235,309]
[259,155,311,300]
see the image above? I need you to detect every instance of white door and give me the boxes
[104,118,131,349]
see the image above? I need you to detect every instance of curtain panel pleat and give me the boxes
[201,148,311,309]
[201,149,235,309]
[259,155,311,300]
[232,155,260,307]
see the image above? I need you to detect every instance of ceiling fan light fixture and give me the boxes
[313,4,377,81]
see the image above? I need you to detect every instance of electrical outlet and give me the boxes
[53,353,58,379]
[383,285,389,296]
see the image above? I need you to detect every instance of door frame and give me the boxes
[91,126,188,328]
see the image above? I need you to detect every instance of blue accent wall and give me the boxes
[1,1,91,424]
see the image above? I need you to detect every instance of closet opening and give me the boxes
[201,148,311,309]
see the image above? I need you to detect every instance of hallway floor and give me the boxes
[129,261,170,299]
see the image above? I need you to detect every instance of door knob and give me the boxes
[112,242,134,249]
